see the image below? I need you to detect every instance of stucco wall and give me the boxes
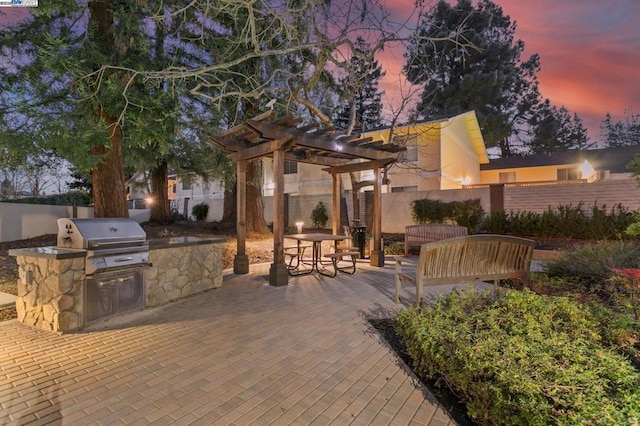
[0,204,151,243]
[381,187,492,233]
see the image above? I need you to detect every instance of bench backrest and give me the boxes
[405,223,468,255]
[416,234,535,286]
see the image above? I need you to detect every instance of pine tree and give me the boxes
[526,100,591,154]
[404,0,541,156]
[601,111,640,147]
[333,37,385,133]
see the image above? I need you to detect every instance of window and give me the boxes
[394,134,418,163]
[391,186,418,193]
[498,172,516,183]
[182,176,192,190]
[557,167,579,181]
[284,161,298,175]
[401,145,418,162]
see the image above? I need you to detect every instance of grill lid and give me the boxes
[57,218,146,250]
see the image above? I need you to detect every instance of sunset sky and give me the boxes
[1,1,638,144]
[379,0,640,143]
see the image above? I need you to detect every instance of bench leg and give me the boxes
[415,281,423,307]
[395,262,402,304]
[318,262,337,277]
[337,255,357,275]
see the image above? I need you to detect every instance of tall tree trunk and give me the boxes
[246,159,270,234]
[92,114,129,218]
[222,182,237,224]
[149,160,171,224]
[88,0,128,218]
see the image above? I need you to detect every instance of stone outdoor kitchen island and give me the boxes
[9,236,225,334]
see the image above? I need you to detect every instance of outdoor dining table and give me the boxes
[285,233,349,276]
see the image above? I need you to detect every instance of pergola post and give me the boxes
[234,159,249,274]
[369,167,385,267]
[269,148,289,286]
[332,172,341,235]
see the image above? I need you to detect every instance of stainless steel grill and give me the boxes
[57,218,150,275]
[57,218,150,323]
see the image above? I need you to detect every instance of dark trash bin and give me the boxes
[350,225,367,258]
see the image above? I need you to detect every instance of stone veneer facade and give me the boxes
[11,248,86,334]
[9,237,224,334]
[146,237,223,307]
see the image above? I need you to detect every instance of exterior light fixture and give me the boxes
[460,177,471,186]
[295,221,304,233]
[580,160,595,180]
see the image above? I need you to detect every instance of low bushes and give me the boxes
[481,202,635,240]
[395,289,640,425]
[191,203,209,221]
[543,240,640,290]
[411,198,484,233]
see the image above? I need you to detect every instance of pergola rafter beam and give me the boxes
[322,158,396,174]
[247,120,394,161]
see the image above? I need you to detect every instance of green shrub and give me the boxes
[2,191,91,206]
[411,199,449,223]
[311,201,329,229]
[384,242,405,255]
[544,241,640,290]
[191,203,209,221]
[395,289,640,425]
[410,198,484,233]
[480,202,637,240]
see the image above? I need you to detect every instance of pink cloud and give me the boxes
[378,0,640,142]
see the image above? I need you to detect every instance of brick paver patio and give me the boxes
[0,261,464,425]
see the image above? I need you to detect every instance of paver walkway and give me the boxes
[0,261,466,425]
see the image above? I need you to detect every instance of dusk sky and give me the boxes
[379,0,640,143]
[1,1,638,144]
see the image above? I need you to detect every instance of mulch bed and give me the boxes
[369,318,474,425]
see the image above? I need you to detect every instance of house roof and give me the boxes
[362,111,489,164]
[481,145,640,173]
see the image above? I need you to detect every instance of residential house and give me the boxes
[479,145,640,184]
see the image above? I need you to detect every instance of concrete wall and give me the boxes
[0,203,151,243]
[381,187,491,233]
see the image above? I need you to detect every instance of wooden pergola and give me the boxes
[212,111,404,286]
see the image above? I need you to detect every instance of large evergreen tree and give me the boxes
[525,100,591,154]
[403,0,541,156]
[601,111,640,147]
[333,37,385,133]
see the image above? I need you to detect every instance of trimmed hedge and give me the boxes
[395,289,640,425]
[411,198,484,233]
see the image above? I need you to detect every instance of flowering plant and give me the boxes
[609,268,640,320]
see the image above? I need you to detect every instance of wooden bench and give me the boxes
[404,223,468,255]
[322,249,360,277]
[395,234,535,306]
